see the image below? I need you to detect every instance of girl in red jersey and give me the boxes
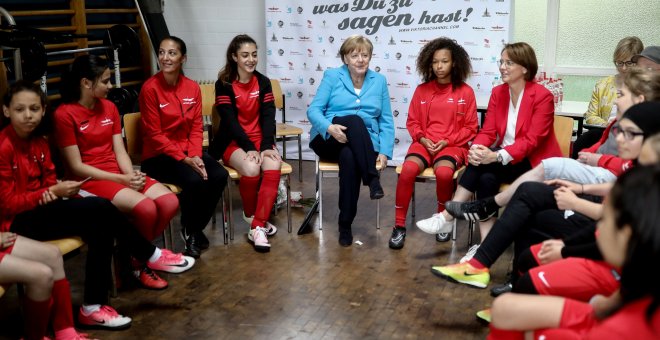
[388,37,478,250]
[139,36,228,259]
[488,164,660,340]
[0,81,132,338]
[210,34,281,253]
[54,55,194,289]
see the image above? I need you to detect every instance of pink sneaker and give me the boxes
[54,327,97,340]
[242,213,278,236]
[78,305,131,330]
[147,249,195,274]
[248,227,271,252]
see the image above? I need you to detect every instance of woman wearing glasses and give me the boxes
[572,36,643,158]
[307,35,394,247]
[416,42,561,261]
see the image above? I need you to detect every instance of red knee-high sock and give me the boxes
[23,296,52,340]
[434,166,455,213]
[50,278,73,332]
[251,170,281,229]
[239,175,260,218]
[152,193,179,238]
[394,161,419,227]
[131,199,158,241]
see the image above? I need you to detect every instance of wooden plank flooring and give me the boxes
[0,160,512,339]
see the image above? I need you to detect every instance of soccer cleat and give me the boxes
[147,249,195,274]
[248,227,271,252]
[476,308,492,324]
[430,262,490,288]
[388,227,406,249]
[416,213,454,234]
[459,244,480,264]
[78,305,132,330]
[134,266,168,290]
[445,199,497,222]
[180,229,202,259]
[242,213,278,236]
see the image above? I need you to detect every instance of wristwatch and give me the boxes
[496,153,503,163]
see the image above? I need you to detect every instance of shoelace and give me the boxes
[142,268,161,282]
[99,305,119,317]
[461,245,480,262]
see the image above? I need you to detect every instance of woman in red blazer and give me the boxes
[416,42,561,261]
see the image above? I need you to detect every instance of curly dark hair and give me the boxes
[416,37,472,89]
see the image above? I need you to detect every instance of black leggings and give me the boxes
[310,115,379,231]
[142,152,228,234]
[458,156,532,199]
[11,197,155,305]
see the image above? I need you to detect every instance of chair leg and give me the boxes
[318,170,323,231]
[451,219,457,241]
[228,181,235,241]
[286,174,291,233]
[297,135,302,182]
[282,137,287,161]
[222,189,229,245]
[376,199,380,229]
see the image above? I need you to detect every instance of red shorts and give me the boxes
[79,176,159,201]
[222,138,263,165]
[529,257,620,301]
[405,142,467,168]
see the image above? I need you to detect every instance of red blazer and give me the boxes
[473,81,561,167]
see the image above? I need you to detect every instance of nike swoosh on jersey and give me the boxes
[159,103,170,108]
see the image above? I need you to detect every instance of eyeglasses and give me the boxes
[613,60,636,68]
[498,59,516,68]
[612,124,644,140]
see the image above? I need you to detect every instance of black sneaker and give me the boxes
[445,199,497,222]
[180,229,202,259]
[369,177,384,200]
[195,231,210,250]
[338,230,353,247]
[388,227,406,249]
[490,282,513,297]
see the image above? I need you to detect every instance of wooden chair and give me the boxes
[271,79,303,182]
[198,83,216,148]
[122,112,204,247]
[210,108,293,242]
[393,165,468,242]
[553,115,574,157]
[316,157,384,230]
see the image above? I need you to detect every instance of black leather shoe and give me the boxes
[195,231,210,250]
[490,282,513,297]
[436,232,451,242]
[388,227,406,249]
[180,230,202,259]
[369,177,384,200]
[338,230,353,247]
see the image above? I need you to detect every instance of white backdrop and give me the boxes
[265,0,512,163]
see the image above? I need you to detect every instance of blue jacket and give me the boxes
[307,65,395,159]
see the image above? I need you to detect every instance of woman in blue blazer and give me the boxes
[307,35,394,247]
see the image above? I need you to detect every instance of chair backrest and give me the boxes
[270,78,286,123]
[123,112,142,163]
[553,115,573,157]
[199,83,215,117]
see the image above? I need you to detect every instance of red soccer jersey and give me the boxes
[232,75,261,140]
[53,99,122,177]
[0,126,57,232]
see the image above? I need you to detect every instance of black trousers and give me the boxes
[310,115,379,231]
[571,127,605,159]
[473,182,595,274]
[458,156,532,199]
[11,197,156,305]
[142,152,228,234]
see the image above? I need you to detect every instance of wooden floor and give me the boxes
[0,160,512,339]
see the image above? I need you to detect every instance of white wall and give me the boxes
[163,0,266,82]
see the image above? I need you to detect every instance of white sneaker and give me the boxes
[248,227,271,252]
[243,212,278,236]
[459,244,480,263]
[416,213,454,234]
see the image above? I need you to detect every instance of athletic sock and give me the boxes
[152,193,179,239]
[23,296,51,340]
[239,175,260,218]
[131,199,158,240]
[434,166,455,213]
[251,170,281,228]
[51,278,74,332]
[394,160,418,227]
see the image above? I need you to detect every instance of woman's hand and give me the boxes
[577,151,602,167]
[0,232,17,250]
[243,151,261,166]
[537,239,565,264]
[468,145,496,165]
[420,137,435,153]
[129,170,147,191]
[261,149,282,162]
[545,178,582,194]
[377,154,388,168]
[553,186,580,211]
[49,180,82,198]
[327,124,348,143]
[183,156,208,180]
[38,189,58,205]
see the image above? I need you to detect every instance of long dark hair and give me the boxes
[609,165,660,319]
[416,37,471,89]
[59,54,110,103]
[1,80,50,136]
[217,34,257,83]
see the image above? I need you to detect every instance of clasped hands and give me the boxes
[467,145,498,166]
[419,137,447,156]
[183,156,208,180]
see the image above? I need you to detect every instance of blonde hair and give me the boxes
[618,68,660,101]
[613,36,644,62]
[339,35,373,63]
